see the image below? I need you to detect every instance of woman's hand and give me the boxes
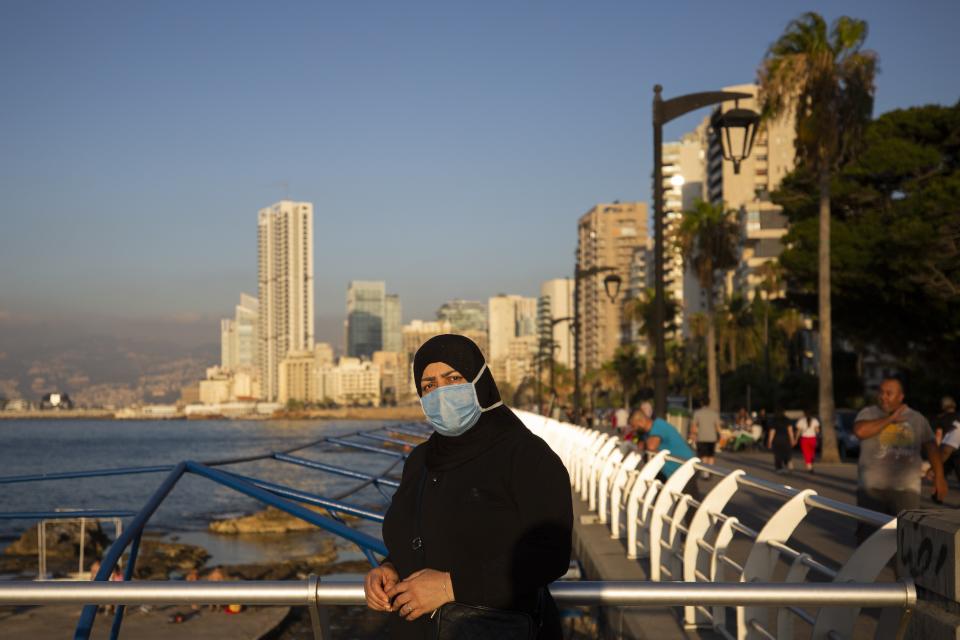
[364,562,399,612]
[385,568,454,621]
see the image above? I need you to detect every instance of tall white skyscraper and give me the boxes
[258,201,315,401]
[660,126,708,339]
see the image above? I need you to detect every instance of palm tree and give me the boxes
[604,345,648,408]
[678,199,740,410]
[716,294,761,373]
[759,12,876,462]
[624,288,680,353]
[756,261,784,377]
[777,308,806,373]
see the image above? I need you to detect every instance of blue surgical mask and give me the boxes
[420,364,503,437]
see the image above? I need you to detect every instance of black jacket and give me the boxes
[381,415,573,639]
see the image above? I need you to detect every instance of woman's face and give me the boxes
[420,361,467,396]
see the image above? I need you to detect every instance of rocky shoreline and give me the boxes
[0,513,597,640]
[1,506,369,582]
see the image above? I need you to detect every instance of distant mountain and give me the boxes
[0,314,218,405]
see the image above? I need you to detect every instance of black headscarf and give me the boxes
[413,334,523,470]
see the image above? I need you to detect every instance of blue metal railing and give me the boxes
[273,452,402,487]
[0,423,428,640]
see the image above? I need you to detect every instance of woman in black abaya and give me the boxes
[363,334,573,639]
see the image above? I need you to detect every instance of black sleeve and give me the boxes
[449,440,572,606]
[509,440,573,593]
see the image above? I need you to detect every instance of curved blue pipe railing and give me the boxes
[0,424,427,639]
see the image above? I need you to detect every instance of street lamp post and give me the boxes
[651,85,760,418]
[572,267,622,425]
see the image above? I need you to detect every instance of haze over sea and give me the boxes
[0,419,407,565]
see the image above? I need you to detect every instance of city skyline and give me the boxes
[2,2,959,335]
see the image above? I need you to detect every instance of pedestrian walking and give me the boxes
[766,413,796,474]
[933,396,959,445]
[796,408,820,473]
[613,406,629,435]
[689,398,720,479]
[934,396,960,483]
[853,377,947,543]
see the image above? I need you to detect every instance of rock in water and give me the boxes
[220,537,339,580]
[133,540,211,579]
[209,505,353,534]
[1,520,112,576]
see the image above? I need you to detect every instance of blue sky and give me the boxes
[1,0,958,344]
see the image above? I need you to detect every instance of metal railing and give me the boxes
[0,412,917,640]
[0,577,915,607]
[0,510,135,580]
[516,410,906,640]
[0,577,917,640]
[0,421,432,640]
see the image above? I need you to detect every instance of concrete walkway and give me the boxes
[0,603,290,639]
[572,493,720,640]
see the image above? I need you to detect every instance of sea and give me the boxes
[0,419,413,568]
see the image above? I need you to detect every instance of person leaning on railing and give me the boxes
[627,407,694,480]
[364,334,573,639]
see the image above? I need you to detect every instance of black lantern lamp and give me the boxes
[715,102,761,174]
[603,274,622,303]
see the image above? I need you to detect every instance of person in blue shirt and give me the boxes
[628,408,695,478]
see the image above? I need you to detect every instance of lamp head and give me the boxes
[715,106,761,174]
[603,274,622,302]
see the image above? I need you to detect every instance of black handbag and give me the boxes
[434,601,536,640]
[413,466,540,640]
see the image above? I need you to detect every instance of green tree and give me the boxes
[775,103,960,409]
[603,345,648,409]
[716,294,762,373]
[776,307,806,374]
[678,199,740,410]
[759,11,877,462]
[624,288,680,352]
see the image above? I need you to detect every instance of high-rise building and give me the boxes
[383,294,403,353]
[488,295,537,362]
[222,293,259,371]
[258,201,314,401]
[221,319,236,370]
[346,281,385,358]
[659,126,709,339]
[488,294,537,386]
[624,245,652,352]
[576,202,648,374]
[539,279,575,370]
[436,299,487,333]
[373,350,413,404]
[277,350,315,405]
[401,320,453,361]
[704,84,795,298]
[278,349,382,407]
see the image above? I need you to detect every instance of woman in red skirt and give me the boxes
[796,408,821,473]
